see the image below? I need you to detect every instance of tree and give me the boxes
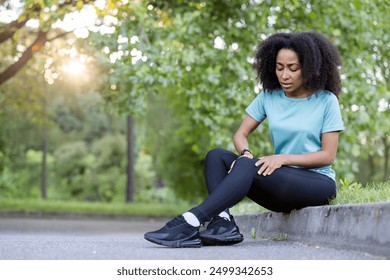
[2,0,388,204]
[0,0,130,200]
[0,0,123,86]
[93,0,389,199]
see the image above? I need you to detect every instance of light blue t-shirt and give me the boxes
[246,89,344,181]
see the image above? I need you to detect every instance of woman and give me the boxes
[144,31,344,248]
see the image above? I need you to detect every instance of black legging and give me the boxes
[190,148,336,224]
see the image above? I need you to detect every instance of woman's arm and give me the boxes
[233,115,261,159]
[256,131,340,176]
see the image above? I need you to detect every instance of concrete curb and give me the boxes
[235,202,390,259]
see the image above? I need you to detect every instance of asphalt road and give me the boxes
[0,216,384,260]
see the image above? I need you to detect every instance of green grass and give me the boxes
[272,233,288,241]
[0,198,191,217]
[231,181,390,215]
[0,181,388,217]
[330,181,390,205]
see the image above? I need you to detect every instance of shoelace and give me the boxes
[210,216,230,226]
[166,216,185,227]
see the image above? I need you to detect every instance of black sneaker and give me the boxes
[144,215,202,248]
[200,215,244,246]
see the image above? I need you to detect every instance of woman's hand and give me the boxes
[255,155,286,176]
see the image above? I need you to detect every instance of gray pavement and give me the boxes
[0,216,385,260]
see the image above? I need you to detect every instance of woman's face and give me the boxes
[275,48,308,98]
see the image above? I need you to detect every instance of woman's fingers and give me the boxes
[258,163,273,176]
[255,157,267,175]
[255,156,281,176]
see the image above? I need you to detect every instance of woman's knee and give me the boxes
[230,156,258,172]
[205,148,236,163]
[235,156,257,165]
[206,148,226,158]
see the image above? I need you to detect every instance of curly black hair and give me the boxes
[253,31,342,97]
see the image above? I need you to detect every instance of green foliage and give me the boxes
[332,180,390,205]
[50,133,167,203]
[0,155,43,199]
[54,141,88,179]
[251,227,257,239]
[1,0,389,205]
[52,136,123,202]
[134,152,157,201]
[0,167,22,198]
[338,177,363,191]
[93,0,389,198]
[156,133,206,201]
[273,233,288,241]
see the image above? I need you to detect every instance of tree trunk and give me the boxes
[126,115,135,203]
[383,136,389,182]
[0,31,48,86]
[41,122,48,200]
[368,154,375,182]
[41,91,48,200]
[0,17,29,44]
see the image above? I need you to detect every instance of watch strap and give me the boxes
[240,149,252,156]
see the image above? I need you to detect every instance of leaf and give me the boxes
[76,0,84,10]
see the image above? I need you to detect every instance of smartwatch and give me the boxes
[240,149,252,156]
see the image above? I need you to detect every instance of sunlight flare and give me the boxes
[61,60,85,75]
